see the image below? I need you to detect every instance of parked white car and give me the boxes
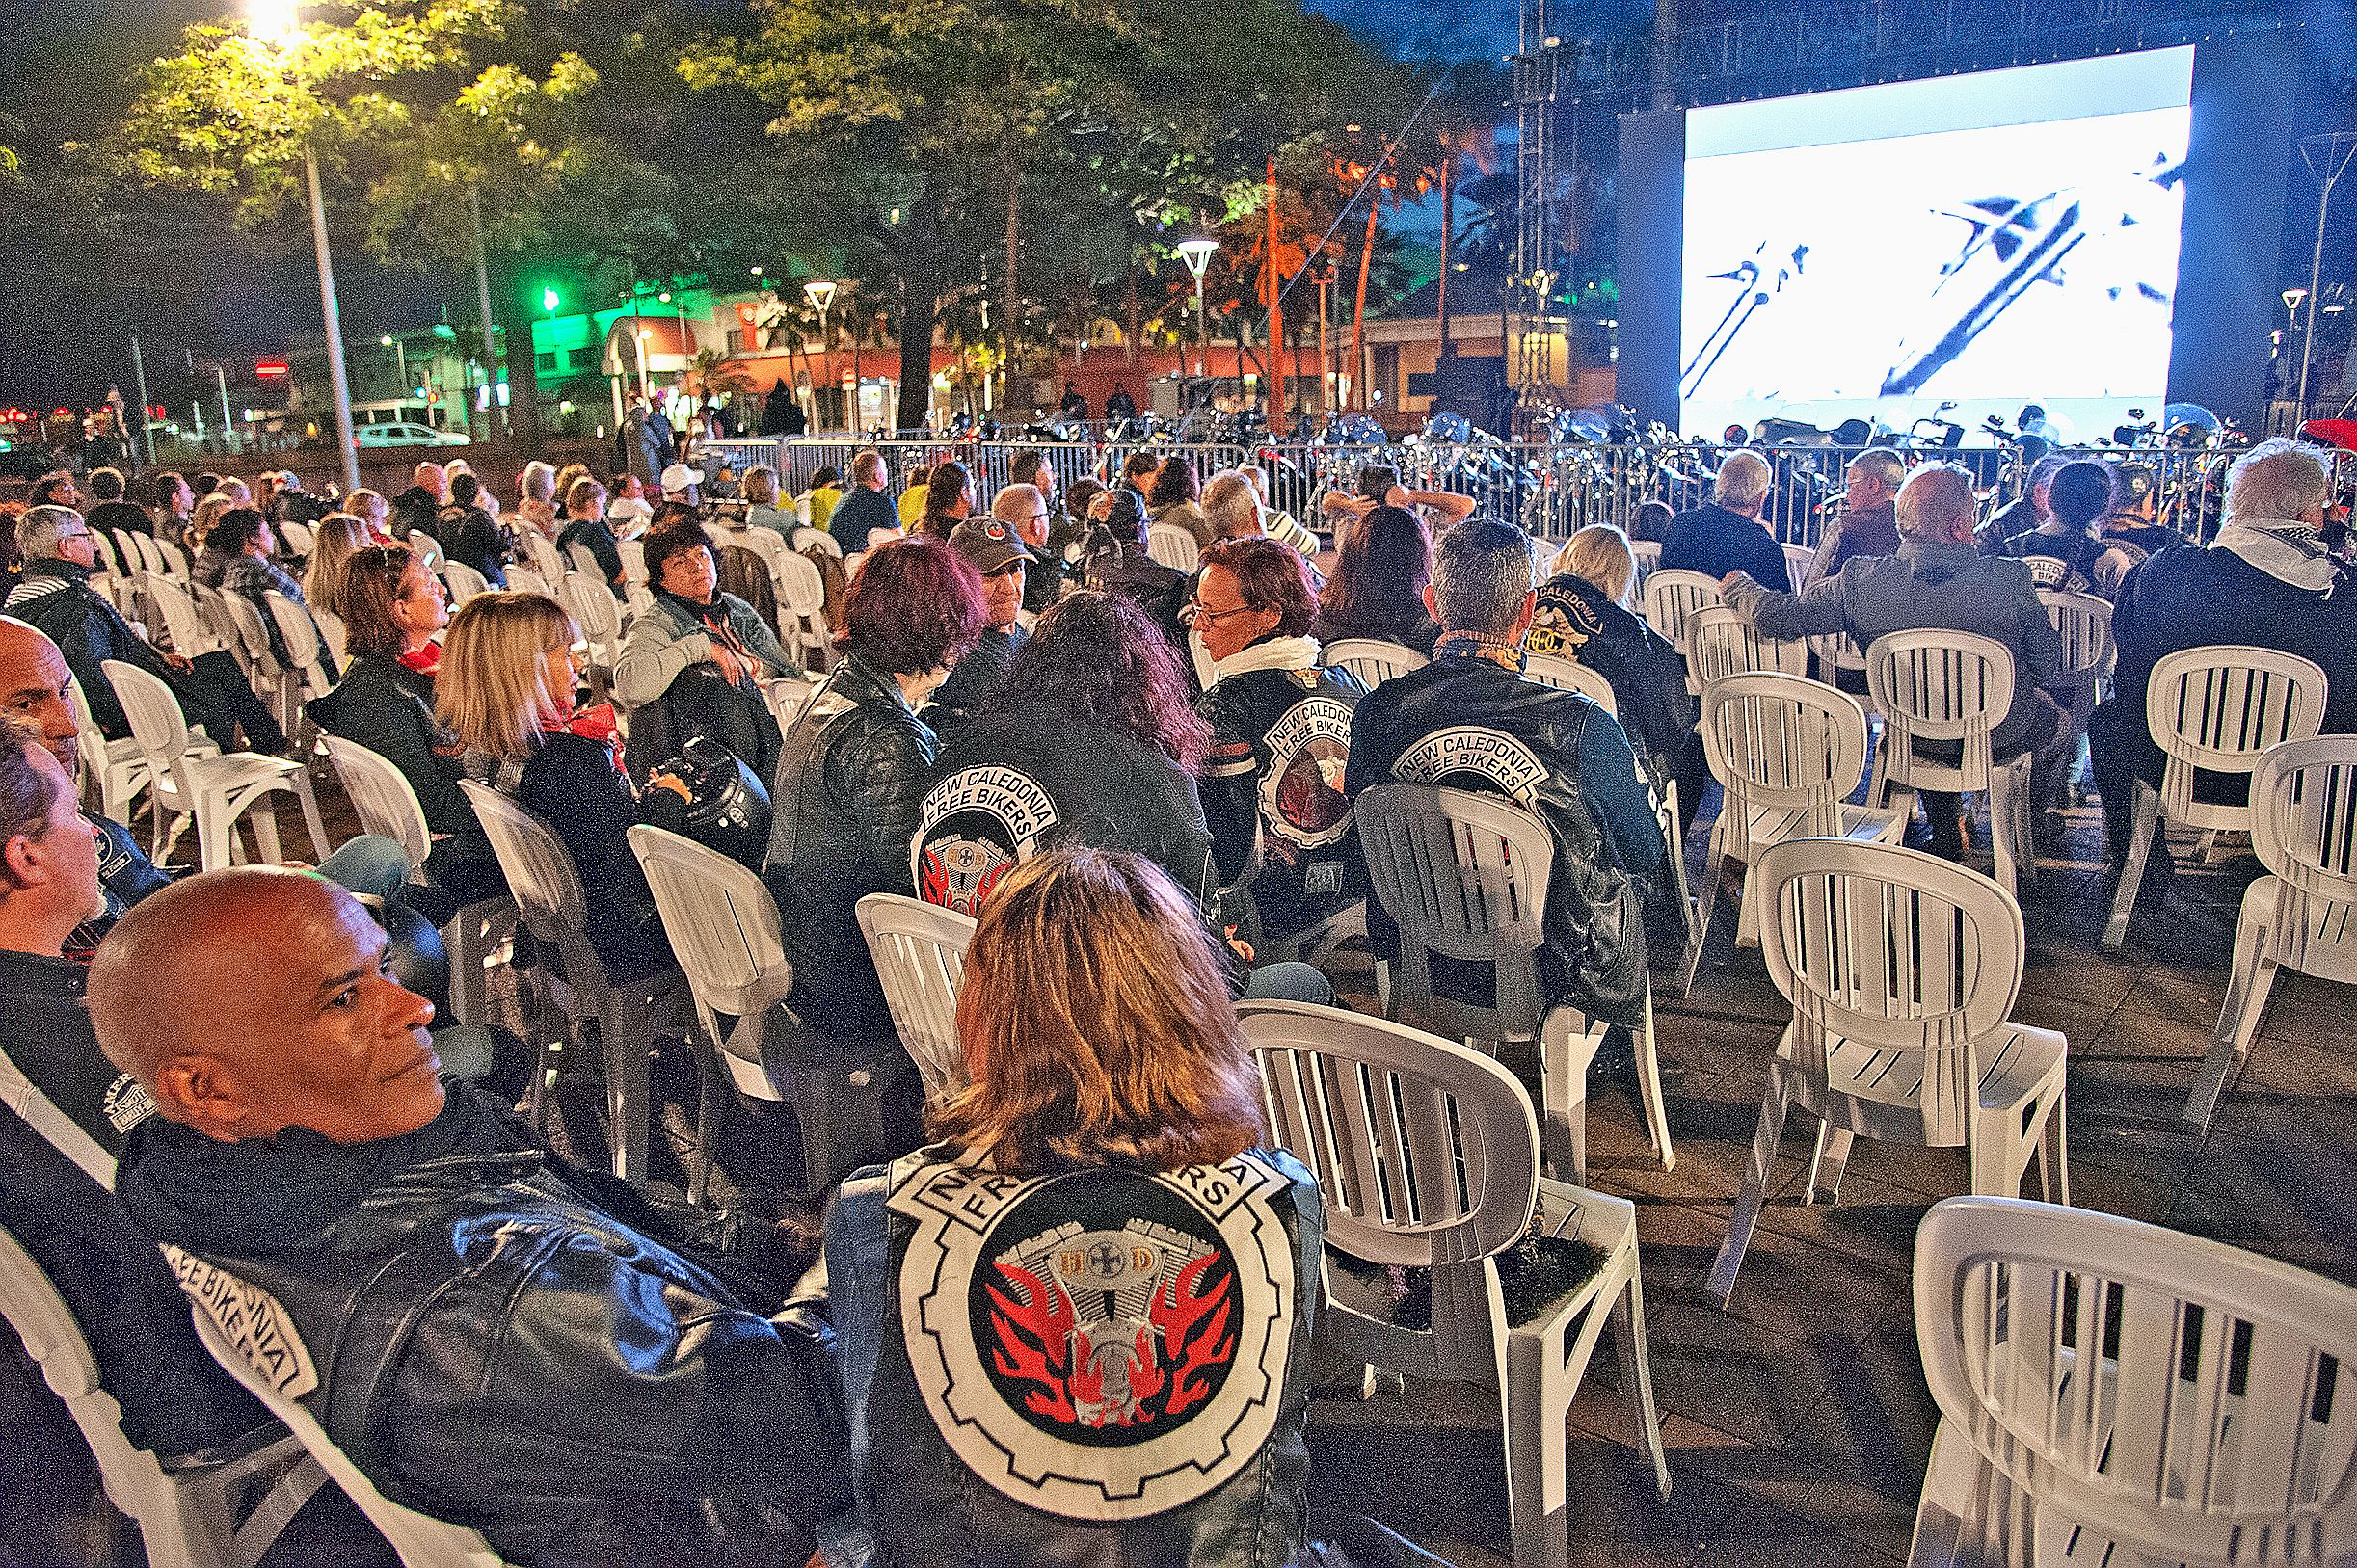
[355,421,471,448]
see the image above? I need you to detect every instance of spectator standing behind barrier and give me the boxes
[1318,504,1440,655]
[6,506,289,754]
[2091,439,2357,858]
[1532,525,1701,830]
[766,539,983,1067]
[1722,462,2067,858]
[831,448,901,555]
[94,867,858,1568]
[825,847,1324,1568]
[1660,450,1791,588]
[1193,538,1367,943]
[1348,518,1666,1027]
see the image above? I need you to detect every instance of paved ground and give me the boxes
[6,787,2351,1567]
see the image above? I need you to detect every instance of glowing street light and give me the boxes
[1176,235,1219,380]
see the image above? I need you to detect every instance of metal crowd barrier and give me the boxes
[699,436,2351,552]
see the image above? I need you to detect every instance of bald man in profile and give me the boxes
[97,868,855,1568]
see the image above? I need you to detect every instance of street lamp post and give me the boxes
[249,0,359,492]
[1176,236,1219,382]
[381,334,408,395]
[805,279,837,430]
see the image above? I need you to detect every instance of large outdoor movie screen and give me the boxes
[1677,47,2194,441]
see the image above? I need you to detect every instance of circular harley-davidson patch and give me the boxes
[888,1155,1299,1519]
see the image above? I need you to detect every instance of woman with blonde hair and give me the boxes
[186,491,233,557]
[1530,521,1699,823]
[823,846,1323,1567]
[301,510,370,620]
[438,591,677,979]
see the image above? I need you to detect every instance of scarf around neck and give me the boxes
[1210,633,1322,681]
[2211,518,2344,594]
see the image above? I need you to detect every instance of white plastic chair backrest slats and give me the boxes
[1757,839,2021,1146]
[773,551,826,618]
[1687,606,1808,683]
[1701,672,1869,837]
[502,566,550,598]
[627,825,790,1033]
[457,781,586,942]
[1916,1196,2357,1568]
[1522,652,1618,713]
[100,659,194,768]
[155,538,190,580]
[854,893,974,1096]
[318,737,433,871]
[2038,590,2114,681]
[2148,651,2329,827]
[1640,569,1722,656]
[1239,1000,1538,1274]
[791,527,841,560]
[618,539,647,585]
[566,542,602,579]
[144,574,219,658]
[215,592,281,676]
[263,592,328,687]
[1354,784,1551,1038]
[1867,629,2014,738]
[560,571,621,648]
[442,562,491,606]
[314,608,349,670]
[1322,639,1428,689]
[2249,738,2357,974]
[1145,522,1198,571]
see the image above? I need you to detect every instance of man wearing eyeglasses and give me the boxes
[4,505,289,754]
[990,481,1063,613]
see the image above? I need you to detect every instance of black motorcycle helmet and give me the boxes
[648,733,773,870]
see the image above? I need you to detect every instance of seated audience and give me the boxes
[1662,450,1790,588]
[82,467,149,545]
[1999,458,2114,594]
[802,465,844,534]
[1814,447,1904,577]
[1531,524,1701,827]
[989,481,1060,613]
[441,470,511,588]
[765,538,982,1049]
[440,591,675,980]
[606,469,654,534]
[203,506,320,670]
[1628,497,1674,545]
[514,460,559,540]
[147,469,194,541]
[1079,488,1191,650]
[1722,462,2066,857]
[2101,460,2176,565]
[830,449,901,555]
[614,518,795,782]
[2091,438,2357,856]
[1349,518,1665,1027]
[1119,448,1162,501]
[7,505,288,754]
[302,510,369,620]
[1980,453,2069,555]
[927,518,1033,733]
[827,847,1321,1568]
[308,547,506,909]
[94,867,855,1568]
[1194,538,1367,943]
[390,461,447,542]
[1149,454,1214,549]
[1318,504,1440,655]
[1203,467,1266,543]
[557,476,626,592]
[742,465,794,535]
[918,460,974,540]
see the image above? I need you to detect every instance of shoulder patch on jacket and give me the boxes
[1391,726,1550,808]
[885,1153,1298,1521]
[1261,698,1355,848]
[914,764,1058,916]
[162,1244,319,1398]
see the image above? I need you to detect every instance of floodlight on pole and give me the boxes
[1176,236,1219,379]
[249,0,358,492]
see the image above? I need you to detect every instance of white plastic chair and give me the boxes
[263,591,335,704]
[1639,568,1722,694]
[1241,1000,1670,1566]
[69,673,215,829]
[521,529,566,585]
[1910,1195,2357,1568]
[460,781,682,1183]
[1354,782,1674,1182]
[207,590,297,739]
[1680,671,1905,997]
[558,571,624,673]
[177,1269,507,1567]
[855,891,975,1098]
[2183,736,2357,1132]
[500,565,551,599]
[154,537,192,581]
[102,659,327,871]
[1781,540,1815,592]
[1629,540,1662,594]
[1322,638,1429,689]
[1865,629,2035,898]
[1707,838,2068,1307]
[277,520,314,559]
[565,541,603,579]
[1522,652,1618,709]
[316,736,516,1032]
[0,1224,327,1568]
[1145,520,1199,571]
[771,549,832,671]
[312,607,349,671]
[1684,604,1808,687]
[145,574,234,661]
[441,561,492,606]
[791,525,842,560]
[617,538,648,586]
[2103,646,2329,952]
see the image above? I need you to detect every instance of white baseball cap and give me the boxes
[660,463,699,497]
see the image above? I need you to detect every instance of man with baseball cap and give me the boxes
[659,461,702,506]
[928,517,1033,732]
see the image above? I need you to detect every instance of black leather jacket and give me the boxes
[2,558,177,736]
[764,652,936,1042]
[116,1088,855,1568]
[826,1146,1323,1568]
[1197,645,1368,940]
[1526,572,1695,785]
[1346,643,1666,1026]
